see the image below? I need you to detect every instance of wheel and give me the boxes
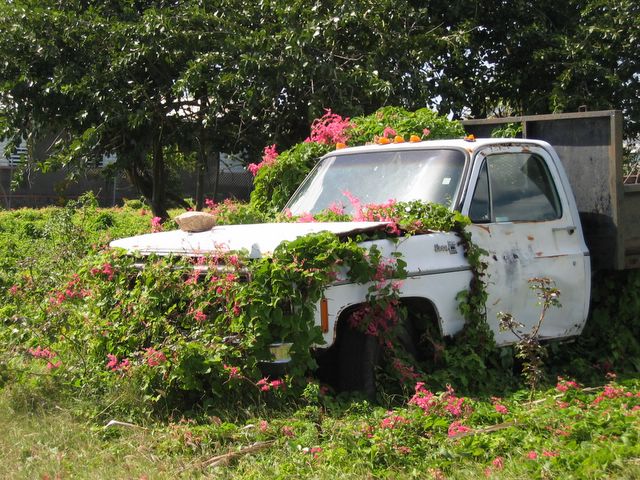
[338,322,380,399]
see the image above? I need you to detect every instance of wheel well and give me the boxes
[314,297,443,388]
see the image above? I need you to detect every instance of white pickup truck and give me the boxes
[111,110,638,390]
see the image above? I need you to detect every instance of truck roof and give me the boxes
[326,137,551,158]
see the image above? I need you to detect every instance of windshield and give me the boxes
[286,148,467,215]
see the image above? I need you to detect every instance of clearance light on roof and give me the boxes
[376,136,391,145]
[336,142,347,149]
[409,135,421,143]
[464,134,476,142]
[393,135,405,143]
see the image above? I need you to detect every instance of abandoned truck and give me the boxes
[110,110,639,390]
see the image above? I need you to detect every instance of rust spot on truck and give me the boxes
[527,235,534,241]
[475,224,491,234]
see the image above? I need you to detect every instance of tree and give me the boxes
[0,0,471,217]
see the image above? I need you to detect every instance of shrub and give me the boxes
[249,107,464,215]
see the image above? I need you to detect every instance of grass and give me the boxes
[1,376,639,479]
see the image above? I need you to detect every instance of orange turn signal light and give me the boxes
[320,298,329,333]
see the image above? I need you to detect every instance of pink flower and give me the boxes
[494,403,508,414]
[306,109,352,145]
[382,127,397,138]
[46,360,62,370]
[106,354,119,370]
[259,420,269,432]
[247,163,260,176]
[281,425,295,437]
[492,397,509,415]
[422,128,431,137]
[395,445,411,455]
[447,420,472,437]
[270,379,285,390]
[327,202,345,215]
[542,450,558,458]
[106,354,129,372]
[193,309,207,323]
[297,212,316,223]
[526,451,538,460]
[301,446,323,458]
[247,144,279,176]
[556,376,580,393]
[28,346,56,359]
[257,377,285,392]
[144,347,167,367]
[8,284,19,295]
[492,456,504,470]
[223,364,241,379]
[380,414,410,429]
[151,216,163,232]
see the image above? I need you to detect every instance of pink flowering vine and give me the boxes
[305,109,352,145]
[409,382,473,419]
[192,309,207,323]
[447,420,473,437]
[151,216,163,232]
[257,377,285,392]
[223,364,241,380]
[29,346,56,359]
[90,262,115,281]
[382,127,397,138]
[380,412,410,429]
[492,397,509,415]
[29,346,62,370]
[556,376,580,393]
[106,354,130,372]
[144,347,167,367]
[48,274,90,305]
[247,144,279,177]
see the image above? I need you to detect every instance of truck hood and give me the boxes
[109,221,390,258]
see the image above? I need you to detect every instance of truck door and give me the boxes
[462,144,590,344]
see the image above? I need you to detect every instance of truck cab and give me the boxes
[285,138,590,348]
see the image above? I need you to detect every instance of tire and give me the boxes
[338,322,380,399]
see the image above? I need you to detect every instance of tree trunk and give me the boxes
[151,127,169,220]
[195,137,206,211]
[211,151,220,201]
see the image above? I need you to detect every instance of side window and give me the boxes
[469,161,490,222]
[469,152,562,223]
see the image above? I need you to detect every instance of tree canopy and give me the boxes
[0,0,637,216]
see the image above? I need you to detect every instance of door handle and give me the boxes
[552,226,576,235]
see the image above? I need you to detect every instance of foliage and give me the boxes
[0,0,472,217]
[348,106,465,145]
[490,122,523,138]
[1,376,639,479]
[250,142,333,217]
[250,107,464,214]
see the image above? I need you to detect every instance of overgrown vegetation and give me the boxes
[1,106,640,477]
